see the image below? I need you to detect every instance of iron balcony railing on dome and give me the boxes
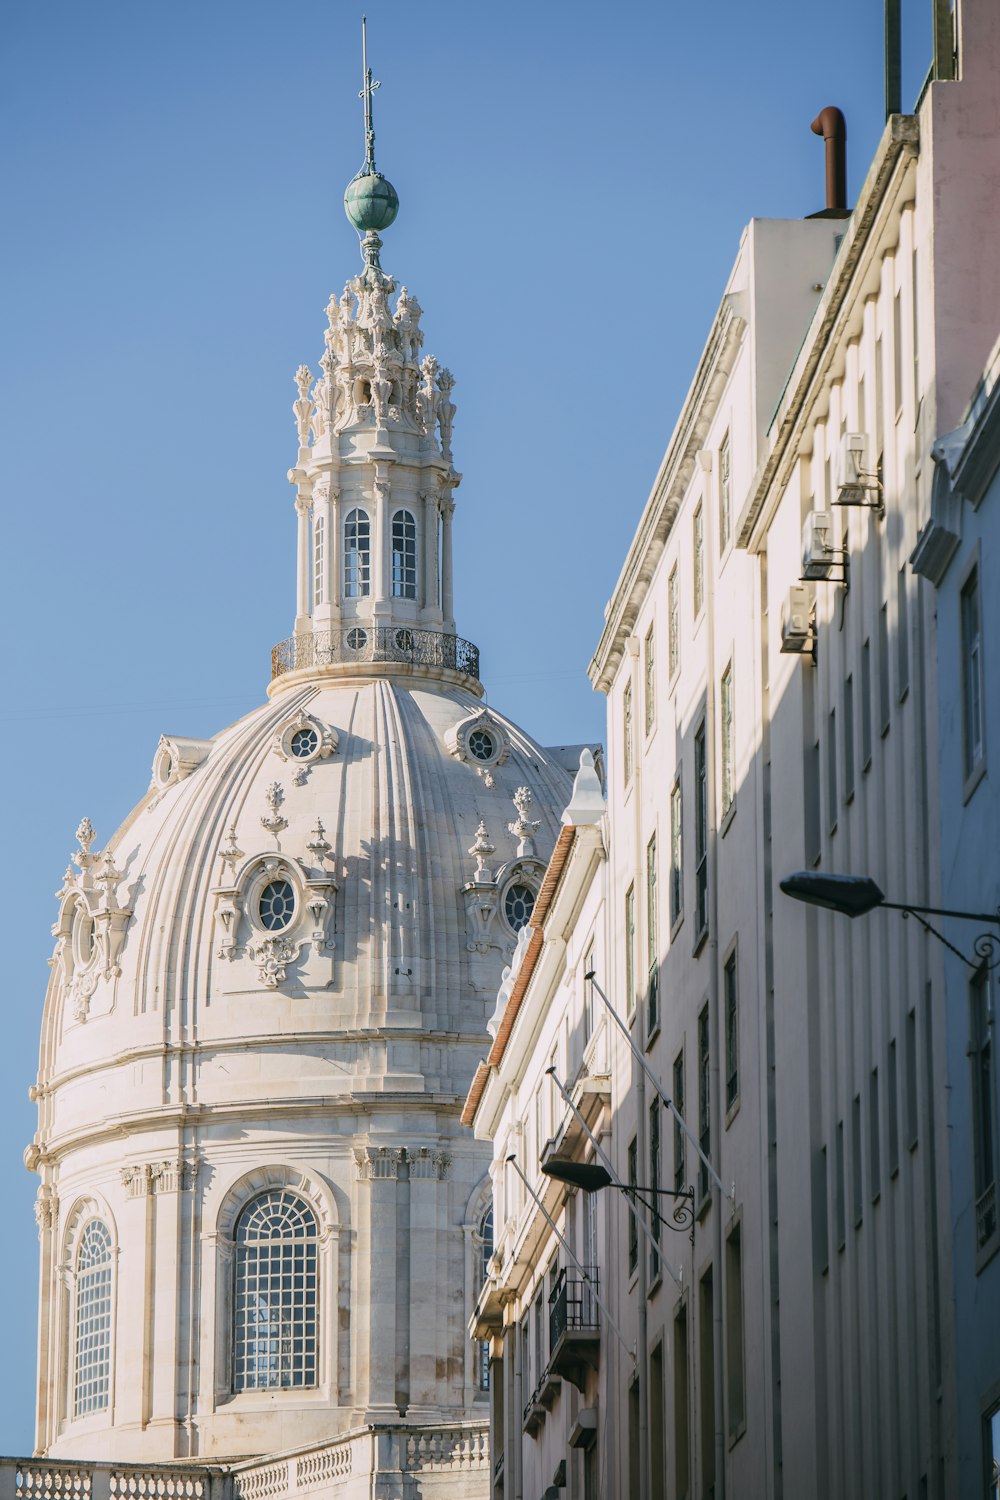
[271,625,480,682]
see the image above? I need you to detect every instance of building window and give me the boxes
[503,882,535,933]
[233,1190,318,1391]
[627,1137,639,1275]
[668,566,680,680]
[669,778,683,928]
[343,508,371,598]
[888,1037,900,1177]
[623,681,634,785]
[870,1068,881,1203]
[699,1268,716,1493]
[478,1205,493,1391]
[74,1219,113,1417]
[718,431,732,554]
[906,1004,919,1150]
[725,1224,745,1437]
[697,1005,710,1204]
[816,1145,829,1275]
[852,1093,863,1229]
[879,601,891,735]
[625,884,636,1021]
[971,968,997,1251]
[673,1051,686,1194]
[674,1305,690,1498]
[468,728,496,762]
[583,946,595,1046]
[724,948,738,1113]
[805,739,821,867]
[861,637,873,769]
[649,1100,661,1280]
[259,879,295,932]
[290,726,319,759]
[695,723,708,937]
[644,625,656,734]
[391,509,417,599]
[313,513,325,607]
[835,1119,846,1250]
[844,674,855,801]
[897,566,910,700]
[912,248,920,401]
[721,662,735,818]
[827,708,838,834]
[646,835,658,1035]
[693,502,705,618]
[984,1401,1000,1500]
[962,563,985,781]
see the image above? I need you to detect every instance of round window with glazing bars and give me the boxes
[503,882,536,933]
[346,627,368,651]
[290,727,319,759]
[468,728,496,763]
[259,879,295,932]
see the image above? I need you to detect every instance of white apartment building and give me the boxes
[466,0,1000,1496]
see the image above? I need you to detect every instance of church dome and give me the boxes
[28,131,587,1465]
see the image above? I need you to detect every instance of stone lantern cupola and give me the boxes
[275,27,469,696]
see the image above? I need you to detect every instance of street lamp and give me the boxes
[780,870,1000,970]
[542,1157,694,1235]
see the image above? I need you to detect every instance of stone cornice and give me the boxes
[588,301,747,694]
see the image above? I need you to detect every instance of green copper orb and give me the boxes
[344,172,399,233]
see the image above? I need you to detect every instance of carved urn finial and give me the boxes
[468,821,496,882]
[508,787,541,859]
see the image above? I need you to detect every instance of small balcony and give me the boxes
[548,1267,600,1392]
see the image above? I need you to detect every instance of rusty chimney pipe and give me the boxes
[810,106,848,214]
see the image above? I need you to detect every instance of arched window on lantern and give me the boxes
[391,509,417,600]
[74,1219,113,1417]
[344,509,371,599]
[232,1189,318,1391]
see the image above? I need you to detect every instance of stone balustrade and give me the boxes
[0,1423,489,1500]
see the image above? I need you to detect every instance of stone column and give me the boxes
[407,1149,450,1414]
[421,490,441,621]
[326,487,340,628]
[440,496,455,628]
[148,1160,186,1440]
[355,1145,405,1417]
[33,1184,58,1452]
[372,466,392,620]
[295,493,311,632]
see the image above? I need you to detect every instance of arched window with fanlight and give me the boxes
[344,508,371,599]
[233,1189,318,1391]
[74,1219,113,1417]
[391,509,417,600]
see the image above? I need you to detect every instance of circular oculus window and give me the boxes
[259,879,295,932]
[290,726,319,759]
[503,883,536,933]
[346,628,368,651]
[468,728,497,763]
[394,628,415,652]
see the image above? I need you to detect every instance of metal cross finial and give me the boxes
[359,16,381,175]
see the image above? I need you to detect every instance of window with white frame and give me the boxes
[313,513,325,607]
[391,509,417,599]
[668,565,680,679]
[646,834,658,1035]
[74,1219,113,1417]
[623,681,634,785]
[724,948,739,1113]
[344,508,371,598]
[625,884,636,1020]
[695,723,709,936]
[721,662,734,817]
[693,502,705,618]
[698,1005,711,1204]
[669,777,682,928]
[644,625,656,734]
[962,562,985,781]
[233,1190,318,1391]
[583,946,595,1046]
[718,431,732,553]
[478,1204,494,1391]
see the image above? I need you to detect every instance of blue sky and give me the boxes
[0,0,933,1451]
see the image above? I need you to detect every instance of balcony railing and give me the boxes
[976,1180,997,1250]
[547,1267,600,1392]
[271,625,480,683]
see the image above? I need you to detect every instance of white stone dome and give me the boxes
[29,239,583,1464]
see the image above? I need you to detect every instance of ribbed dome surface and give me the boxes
[40,677,571,1136]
